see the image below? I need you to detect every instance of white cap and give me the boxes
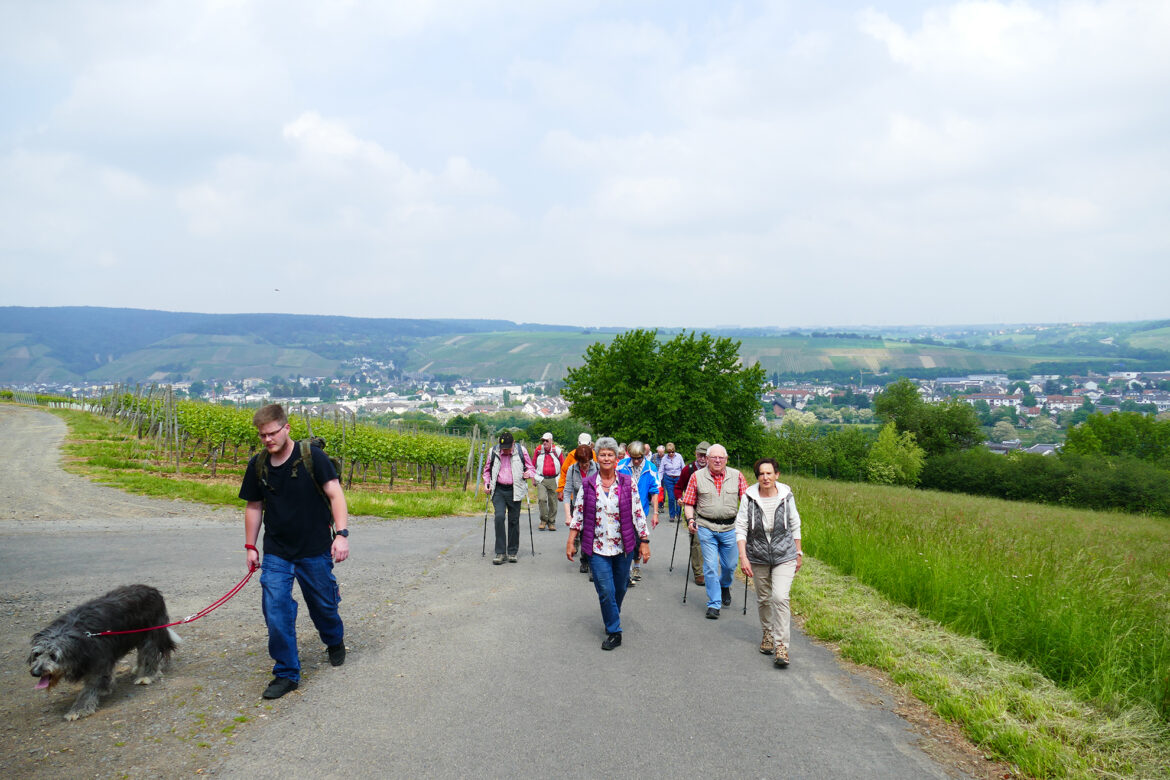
[541,432,553,440]
[578,433,592,445]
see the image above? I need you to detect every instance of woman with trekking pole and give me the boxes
[565,437,650,651]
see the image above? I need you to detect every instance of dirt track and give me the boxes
[0,405,1000,779]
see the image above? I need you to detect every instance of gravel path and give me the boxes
[0,405,993,779]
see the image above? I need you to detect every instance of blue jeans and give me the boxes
[662,475,679,519]
[588,552,633,634]
[696,526,737,609]
[260,552,344,683]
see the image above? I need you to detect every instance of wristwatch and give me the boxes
[334,528,349,538]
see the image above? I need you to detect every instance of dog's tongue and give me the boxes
[35,675,50,690]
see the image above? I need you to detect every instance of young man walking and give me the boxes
[240,404,349,700]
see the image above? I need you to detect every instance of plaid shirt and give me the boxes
[681,469,748,506]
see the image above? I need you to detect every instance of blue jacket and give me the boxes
[616,457,661,516]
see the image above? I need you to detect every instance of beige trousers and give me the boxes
[753,560,797,648]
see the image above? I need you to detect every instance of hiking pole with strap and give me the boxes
[526,489,535,556]
[682,526,691,604]
[481,495,491,557]
[743,573,750,616]
[669,507,682,572]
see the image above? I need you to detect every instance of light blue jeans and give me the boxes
[696,526,737,609]
[588,552,633,634]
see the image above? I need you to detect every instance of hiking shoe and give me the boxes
[694,575,705,586]
[537,523,546,531]
[759,631,775,655]
[579,559,589,574]
[327,643,346,667]
[705,607,720,620]
[507,554,518,563]
[601,632,622,651]
[631,568,642,582]
[262,677,298,699]
[774,644,790,667]
[627,577,636,588]
[721,587,732,607]
[547,524,557,532]
[493,554,506,565]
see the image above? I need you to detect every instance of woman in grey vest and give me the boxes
[735,457,803,667]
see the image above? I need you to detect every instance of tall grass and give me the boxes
[790,476,1170,721]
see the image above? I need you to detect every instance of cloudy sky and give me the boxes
[2,0,1167,328]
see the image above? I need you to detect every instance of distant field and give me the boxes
[1129,326,1170,352]
[87,333,340,381]
[406,331,1065,380]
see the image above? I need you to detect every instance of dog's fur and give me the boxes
[28,584,180,720]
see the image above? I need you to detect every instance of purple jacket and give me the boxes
[580,473,637,557]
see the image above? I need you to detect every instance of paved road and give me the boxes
[0,406,972,779]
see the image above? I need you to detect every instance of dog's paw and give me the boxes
[64,706,95,721]
[133,675,155,686]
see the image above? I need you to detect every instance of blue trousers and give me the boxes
[697,526,738,609]
[588,552,633,634]
[260,552,344,683]
[662,475,679,519]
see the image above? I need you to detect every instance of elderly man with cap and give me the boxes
[673,442,710,586]
[482,431,535,564]
[682,443,748,619]
[533,432,565,532]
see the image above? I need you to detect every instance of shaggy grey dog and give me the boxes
[28,584,180,720]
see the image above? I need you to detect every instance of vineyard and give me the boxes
[4,387,488,492]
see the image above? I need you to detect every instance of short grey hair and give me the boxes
[627,441,644,458]
[594,436,619,455]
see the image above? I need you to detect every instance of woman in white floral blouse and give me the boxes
[565,437,651,651]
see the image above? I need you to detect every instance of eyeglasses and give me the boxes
[257,425,286,440]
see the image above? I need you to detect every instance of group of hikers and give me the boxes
[238,403,802,701]
[481,430,803,663]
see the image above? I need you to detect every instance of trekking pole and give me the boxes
[481,495,491,557]
[743,573,749,616]
[669,508,682,572]
[526,489,535,556]
[682,536,690,604]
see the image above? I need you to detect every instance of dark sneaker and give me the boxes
[721,587,732,607]
[705,607,720,620]
[579,559,589,574]
[601,632,622,651]
[507,554,518,563]
[327,643,346,667]
[262,677,298,699]
[493,554,505,565]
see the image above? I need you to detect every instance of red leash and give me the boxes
[86,563,258,638]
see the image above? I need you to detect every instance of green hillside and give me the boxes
[86,334,340,382]
[405,332,1073,381]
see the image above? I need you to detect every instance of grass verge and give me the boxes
[794,557,1170,778]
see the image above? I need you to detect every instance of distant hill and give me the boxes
[1,307,1167,385]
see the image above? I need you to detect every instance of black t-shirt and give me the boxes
[239,444,339,561]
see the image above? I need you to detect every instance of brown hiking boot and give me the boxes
[773,643,790,667]
[694,574,705,586]
[759,630,775,655]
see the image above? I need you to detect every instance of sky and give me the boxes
[1,0,1168,329]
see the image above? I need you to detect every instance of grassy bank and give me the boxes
[49,407,484,519]
[789,475,1170,776]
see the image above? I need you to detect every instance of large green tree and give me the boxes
[873,377,983,456]
[562,329,766,459]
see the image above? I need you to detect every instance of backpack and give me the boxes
[490,442,530,474]
[250,437,341,510]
